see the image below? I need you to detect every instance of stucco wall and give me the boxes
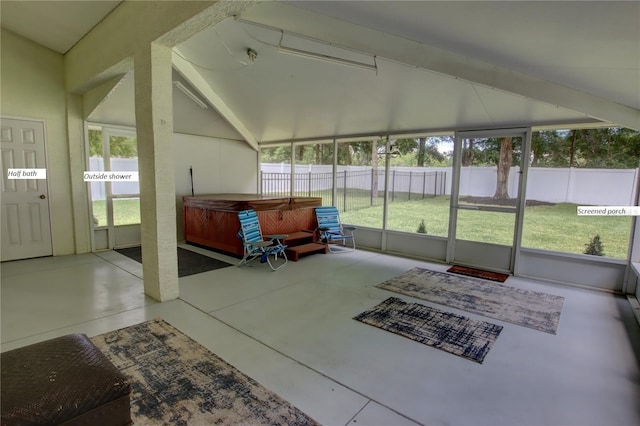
[174,133,258,240]
[1,28,76,255]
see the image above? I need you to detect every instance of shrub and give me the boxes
[584,234,604,256]
[417,219,427,234]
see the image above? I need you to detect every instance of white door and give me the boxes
[447,128,531,273]
[1,118,52,261]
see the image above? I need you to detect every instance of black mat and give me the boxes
[115,246,232,277]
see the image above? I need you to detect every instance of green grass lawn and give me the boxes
[92,199,141,227]
[341,195,631,259]
[94,195,631,259]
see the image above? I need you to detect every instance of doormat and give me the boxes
[447,265,509,282]
[115,246,232,277]
[91,319,319,425]
[376,267,564,334]
[354,297,502,363]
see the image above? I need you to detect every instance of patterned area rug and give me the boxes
[447,265,509,282]
[354,297,502,363]
[90,319,318,425]
[376,268,565,334]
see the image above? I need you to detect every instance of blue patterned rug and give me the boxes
[354,297,503,363]
[376,267,565,334]
[90,319,318,425]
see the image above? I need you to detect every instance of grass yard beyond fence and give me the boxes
[341,196,630,259]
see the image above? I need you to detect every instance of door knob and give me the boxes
[39,194,46,199]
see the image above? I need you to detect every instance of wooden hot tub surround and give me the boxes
[183,194,325,258]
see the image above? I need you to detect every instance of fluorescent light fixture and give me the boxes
[235,17,377,72]
[278,46,377,72]
[173,81,208,109]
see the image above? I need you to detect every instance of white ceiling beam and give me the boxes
[172,48,259,151]
[65,1,257,93]
[82,74,126,120]
[239,3,639,131]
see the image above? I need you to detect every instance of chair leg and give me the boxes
[238,252,249,266]
[238,250,260,267]
[266,250,288,271]
[327,237,355,253]
[238,254,253,267]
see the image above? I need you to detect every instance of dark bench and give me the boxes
[1,334,131,425]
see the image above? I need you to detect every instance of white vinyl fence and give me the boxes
[89,158,639,206]
[261,163,639,206]
[89,157,139,200]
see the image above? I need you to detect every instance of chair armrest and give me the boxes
[264,234,288,241]
[245,241,273,247]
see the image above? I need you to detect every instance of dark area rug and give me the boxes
[377,267,564,334]
[116,246,232,277]
[354,297,502,363]
[447,265,509,282]
[90,319,319,425]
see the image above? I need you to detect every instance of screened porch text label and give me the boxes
[577,206,640,216]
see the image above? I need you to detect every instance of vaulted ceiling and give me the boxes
[3,1,639,145]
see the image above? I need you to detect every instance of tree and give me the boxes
[388,137,447,167]
[569,129,578,167]
[417,137,426,167]
[573,128,640,168]
[462,138,474,166]
[371,139,379,198]
[88,129,103,157]
[88,129,137,158]
[494,137,513,199]
[339,142,352,165]
[260,145,291,163]
[394,138,418,155]
[530,130,566,167]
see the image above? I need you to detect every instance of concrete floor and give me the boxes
[2,245,640,426]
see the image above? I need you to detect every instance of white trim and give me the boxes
[450,128,530,272]
[173,81,208,109]
[520,246,627,265]
[512,128,532,276]
[85,123,140,251]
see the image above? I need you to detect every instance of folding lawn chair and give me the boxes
[315,206,356,253]
[237,209,288,271]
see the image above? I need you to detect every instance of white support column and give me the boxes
[134,43,179,302]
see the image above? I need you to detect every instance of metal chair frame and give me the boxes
[315,206,356,253]
[237,209,288,271]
